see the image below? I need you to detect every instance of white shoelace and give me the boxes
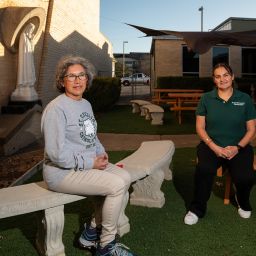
[110,243,131,256]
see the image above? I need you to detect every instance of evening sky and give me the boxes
[100,0,256,53]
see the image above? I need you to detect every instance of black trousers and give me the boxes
[190,142,255,218]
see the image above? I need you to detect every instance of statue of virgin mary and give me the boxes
[11,23,38,101]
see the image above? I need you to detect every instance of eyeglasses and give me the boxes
[64,73,87,82]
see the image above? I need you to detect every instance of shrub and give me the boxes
[157,76,214,91]
[83,77,121,112]
[236,77,256,96]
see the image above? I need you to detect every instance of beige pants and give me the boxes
[54,163,131,246]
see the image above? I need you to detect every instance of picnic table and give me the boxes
[152,88,203,105]
[168,92,203,124]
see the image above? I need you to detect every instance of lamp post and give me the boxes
[122,41,128,78]
[198,6,203,32]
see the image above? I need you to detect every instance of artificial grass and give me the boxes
[96,105,196,135]
[1,149,256,255]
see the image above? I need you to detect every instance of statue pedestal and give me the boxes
[11,86,38,102]
[1,99,42,114]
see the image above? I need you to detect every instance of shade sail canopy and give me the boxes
[127,23,256,54]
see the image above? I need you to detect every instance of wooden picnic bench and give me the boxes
[170,106,197,124]
[152,88,203,105]
[168,92,202,124]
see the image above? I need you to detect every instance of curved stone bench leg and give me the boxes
[132,103,140,113]
[144,109,151,120]
[130,170,165,208]
[150,113,163,125]
[36,205,65,256]
[140,106,146,116]
[163,159,173,181]
[117,191,130,237]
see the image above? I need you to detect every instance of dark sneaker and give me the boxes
[96,240,137,256]
[78,223,100,249]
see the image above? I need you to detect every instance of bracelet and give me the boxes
[205,137,212,145]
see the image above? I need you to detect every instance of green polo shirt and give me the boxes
[196,88,256,147]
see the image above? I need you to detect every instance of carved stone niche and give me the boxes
[0,7,45,53]
[0,7,45,102]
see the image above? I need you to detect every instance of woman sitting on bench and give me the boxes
[41,55,137,256]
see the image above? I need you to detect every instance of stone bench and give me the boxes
[116,140,175,235]
[130,99,152,116]
[0,178,133,255]
[0,141,175,252]
[141,104,164,125]
[0,181,85,256]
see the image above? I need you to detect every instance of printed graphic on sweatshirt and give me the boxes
[79,112,96,143]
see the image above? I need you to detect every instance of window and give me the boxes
[212,47,229,67]
[242,48,256,77]
[215,21,232,31]
[182,46,199,76]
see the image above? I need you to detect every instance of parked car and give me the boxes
[121,73,150,86]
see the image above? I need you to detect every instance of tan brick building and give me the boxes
[0,0,114,108]
[150,17,256,88]
[0,0,114,155]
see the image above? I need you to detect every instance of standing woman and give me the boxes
[41,55,137,256]
[184,63,256,225]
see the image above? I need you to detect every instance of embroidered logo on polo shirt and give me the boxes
[232,101,245,106]
[78,112,96,144]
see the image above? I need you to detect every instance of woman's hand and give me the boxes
[93,153,109,170]
[225,146,239,160]
[208,143,229,159]
[210,144,238,159]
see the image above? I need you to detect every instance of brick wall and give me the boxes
[199,50,212,77]
[152,38,242,82]
[0,0,113,108]
[229,46,241,77]
[154,39,183,77]
[38,0,114,106]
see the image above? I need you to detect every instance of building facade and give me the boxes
[0,0,114,108]
[150,17,256,87]
[114,52,150,77]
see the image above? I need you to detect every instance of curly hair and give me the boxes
[55,55,95,93]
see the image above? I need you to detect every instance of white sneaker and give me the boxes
[238,208,251,219]
[184,211,199,225]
